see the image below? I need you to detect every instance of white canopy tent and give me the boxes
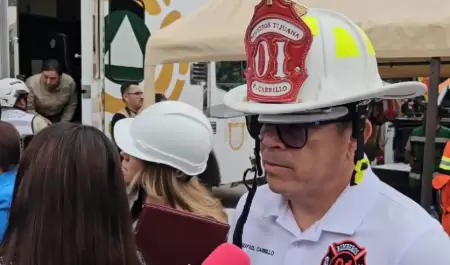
[146,0,450,64]
[143,0,450,104]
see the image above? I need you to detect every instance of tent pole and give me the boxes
[143,65,156,110]
[421,57,441,209]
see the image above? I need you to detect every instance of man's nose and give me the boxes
[260,127,285,149]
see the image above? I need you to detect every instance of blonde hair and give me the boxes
[129,162,228,224]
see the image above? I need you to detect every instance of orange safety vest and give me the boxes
[432,140,450,235]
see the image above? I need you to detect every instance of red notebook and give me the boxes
[135,202,230,265]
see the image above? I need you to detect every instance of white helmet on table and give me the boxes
[0,78,29,107]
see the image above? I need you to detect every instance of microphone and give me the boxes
[202,243,250,265]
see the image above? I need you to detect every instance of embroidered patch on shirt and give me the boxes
[320,240,367,265]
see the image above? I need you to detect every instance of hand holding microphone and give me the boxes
[202,243,250,265]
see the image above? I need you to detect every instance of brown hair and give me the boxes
[0,123,141,265]
[0,121,20,171]
[129,162,227,224]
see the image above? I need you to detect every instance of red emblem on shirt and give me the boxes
[320,240,368,265]
[244,0,313,103]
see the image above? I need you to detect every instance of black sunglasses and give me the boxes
[126,92,143,96]
[259,119,348,148]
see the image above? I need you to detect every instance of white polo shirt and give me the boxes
[228,167,450,265]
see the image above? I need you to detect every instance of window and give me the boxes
[215,61,246,91]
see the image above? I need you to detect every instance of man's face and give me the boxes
[123,85,143,110]
[41,70,60,90]
[260,122,356,197]
[15,96,27,110]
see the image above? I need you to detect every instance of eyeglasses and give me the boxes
[259,119,346,148]
[126,92,143,96]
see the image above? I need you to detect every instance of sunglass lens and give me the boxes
[277,124,307,148]
[260,124,307,148]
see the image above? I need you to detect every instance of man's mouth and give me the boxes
[263,160,287,168]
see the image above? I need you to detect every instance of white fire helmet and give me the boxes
[0,78,29,108]
[224,2,425,118]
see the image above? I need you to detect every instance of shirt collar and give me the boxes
[262,166,382,236]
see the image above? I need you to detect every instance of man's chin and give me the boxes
[266,175,293,196]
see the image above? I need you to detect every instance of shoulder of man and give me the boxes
[395,223,450,264]
[60,73,76,90]
[439,125,450,135]
[368,182,449,260]
[25,73,41,87]
[410,126,425,136]
[227,184,275,242]
[111,113,126,123]
[32,115,50,133]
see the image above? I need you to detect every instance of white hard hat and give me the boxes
[224,2,425,120]
[0,78,29,107]
[114,101,213,176]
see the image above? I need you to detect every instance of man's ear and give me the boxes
[364,119,373,143]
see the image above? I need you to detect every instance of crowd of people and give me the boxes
[2,0,450,264]
[0,77,228,264]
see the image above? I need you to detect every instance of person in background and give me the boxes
[0,123,141,265]
[26,59,77,123]
[198,150,222,189]
[404,109,450,187]
[0,78,50,135]
[110,82,166,145]
[0,122,20,242]
[432,139,450,235]
[401,99,416,117]
[114,101,227,226]
[110,82,142,144]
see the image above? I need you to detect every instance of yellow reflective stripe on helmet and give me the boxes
[358,27,376,56]
[303,16,318,36]
[333,27,360,58]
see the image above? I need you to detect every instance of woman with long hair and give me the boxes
[114,101,227,225]
[0,123,141,265]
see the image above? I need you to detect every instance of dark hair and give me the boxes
[155,93,167,103]
[198,151,221,187]
[0,123,141,265]
[0,122,20,171]
[120,82,139,97]
[41,59,63,76]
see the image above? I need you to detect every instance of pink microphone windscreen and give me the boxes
[202,243,250,265]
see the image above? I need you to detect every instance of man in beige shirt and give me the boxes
[0,78,50,135]
[26,59,78,123]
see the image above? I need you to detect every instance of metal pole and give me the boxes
[0,0,10,78]
[206,62,212,112]
[421,57,441,209]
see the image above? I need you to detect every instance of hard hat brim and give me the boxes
[114,118,154,163]
[224,81,425,116]
[258,106,349,124]
[114,116,209,176]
